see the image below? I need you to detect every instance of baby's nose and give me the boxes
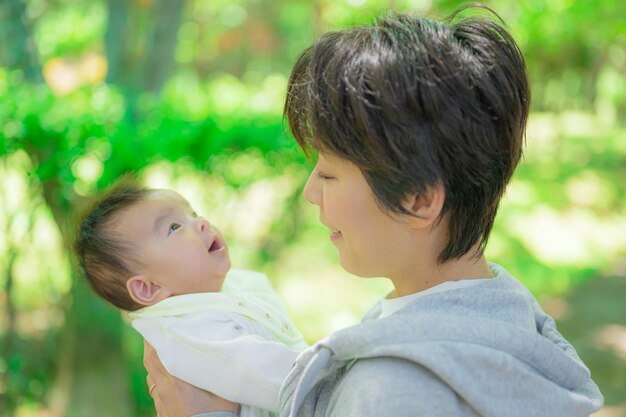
[197,218,210,233]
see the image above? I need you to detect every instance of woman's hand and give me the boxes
[143,341,239,417]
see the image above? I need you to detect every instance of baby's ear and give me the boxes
[127,276,171,306]
[402,184,445,229]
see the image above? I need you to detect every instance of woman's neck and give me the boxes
[391,250,493,297]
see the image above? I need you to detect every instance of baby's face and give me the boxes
[113,190,231,295]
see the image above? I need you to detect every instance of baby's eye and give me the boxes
[168,223,181,235]
[192,211,198,218]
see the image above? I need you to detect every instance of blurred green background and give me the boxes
[0,0,624,416]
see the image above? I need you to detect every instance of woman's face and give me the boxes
[303,152,418,280]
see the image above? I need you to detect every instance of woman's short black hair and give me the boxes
[284,7,530,262]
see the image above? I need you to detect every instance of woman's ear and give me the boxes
[403,184,445,229]
[127,276,171,306]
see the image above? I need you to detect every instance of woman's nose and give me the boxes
[303,171,322,207]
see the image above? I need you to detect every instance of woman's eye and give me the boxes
[168,223,181,235]
[316,170,333,181]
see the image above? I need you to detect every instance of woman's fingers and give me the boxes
[143,340,239,416]
[144,341,166,409]
[143,341,164,375]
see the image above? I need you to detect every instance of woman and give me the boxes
[143,9,603,417]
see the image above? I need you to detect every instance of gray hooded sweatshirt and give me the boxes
[277,263,603,417]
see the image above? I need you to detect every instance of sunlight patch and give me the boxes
[507,206,626,267]
[595,325,626,360]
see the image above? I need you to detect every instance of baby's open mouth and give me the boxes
[208,238,223,253]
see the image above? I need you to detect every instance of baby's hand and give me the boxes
[143,341,239,417]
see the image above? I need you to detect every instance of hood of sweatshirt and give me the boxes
[280,263,603,417]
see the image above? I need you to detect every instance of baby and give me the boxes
[74,181,307,417]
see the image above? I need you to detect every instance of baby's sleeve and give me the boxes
[133,311,301,412]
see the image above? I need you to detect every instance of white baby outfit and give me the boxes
[129,269,308,417]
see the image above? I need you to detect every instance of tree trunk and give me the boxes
[0,0,43,82]
[105,0,185,122]
[0,250,18,415]
[38,175,134,417]
[140,0,186,93]
[104,0,132,86]
[3,0,138,403]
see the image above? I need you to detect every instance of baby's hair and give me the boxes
[74,180,151,311]
[284,7,530,262]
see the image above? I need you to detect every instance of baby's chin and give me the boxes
[210,262,232,291]
[220,257,233,276]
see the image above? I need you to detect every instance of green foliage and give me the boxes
[33,2,106,59]
[0,69,298,196]
[489,119,626,294]
[505,0,626,112]
[0,327,61,412]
